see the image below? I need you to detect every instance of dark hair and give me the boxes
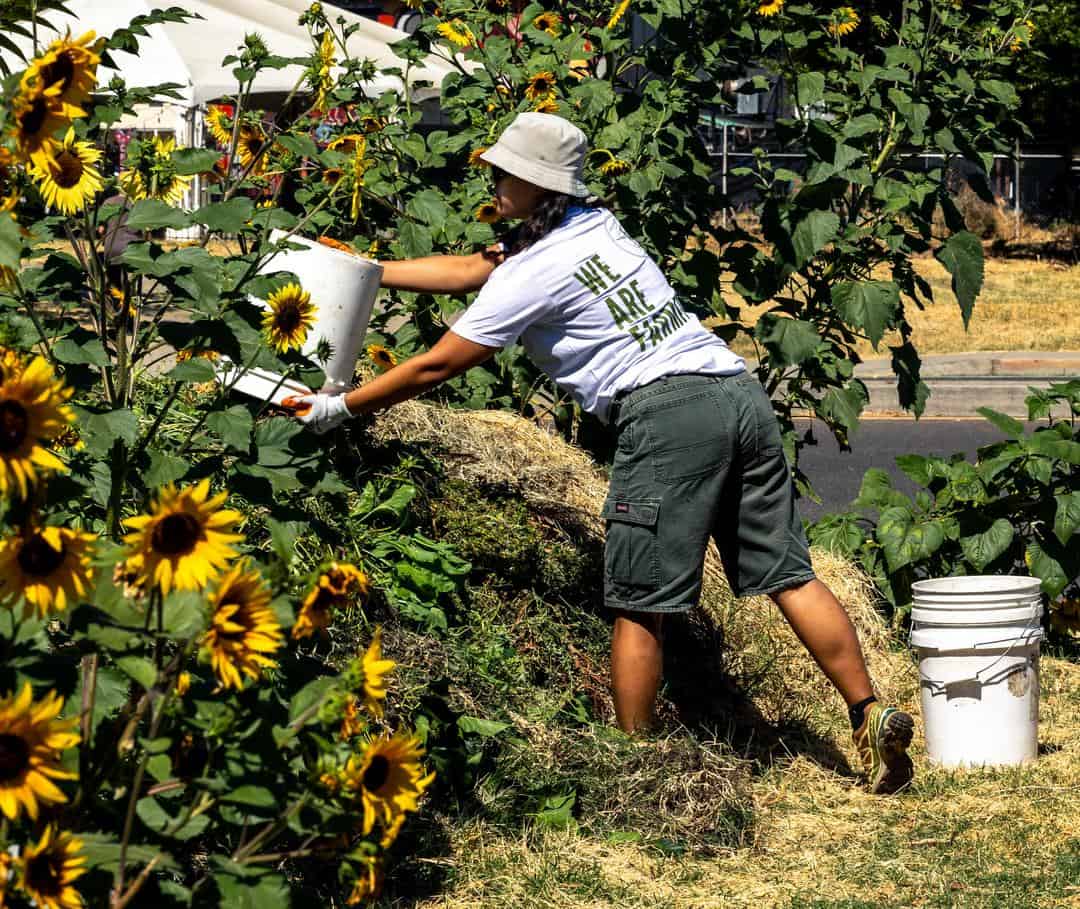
[506,192,586,256]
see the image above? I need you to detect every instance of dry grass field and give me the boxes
[725,257,1080,362]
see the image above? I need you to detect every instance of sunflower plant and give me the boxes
[0,6,452,906]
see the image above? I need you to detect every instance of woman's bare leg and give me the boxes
[771,578,875,706]
[611,611,664,733]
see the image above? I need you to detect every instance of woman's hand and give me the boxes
[282,392,354,434]
[377,248,504,294]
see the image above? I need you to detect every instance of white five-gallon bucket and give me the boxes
[224,230,384,404]
[910,576,1043,768]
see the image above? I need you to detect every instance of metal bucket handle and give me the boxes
[909,614,1042,694]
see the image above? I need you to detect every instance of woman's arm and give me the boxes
[379,246,504,294]
[284,331,499,432]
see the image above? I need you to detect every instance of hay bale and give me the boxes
[374,399,909,737]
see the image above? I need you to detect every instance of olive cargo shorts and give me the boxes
[603,372,816,613]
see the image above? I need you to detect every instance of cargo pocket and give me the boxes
[602,498,661,603]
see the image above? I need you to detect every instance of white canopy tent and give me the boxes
[4,0,456,225]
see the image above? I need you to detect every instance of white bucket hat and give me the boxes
[479,112,590,197]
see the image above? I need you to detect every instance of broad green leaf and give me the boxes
[890,341,929,416]
[275,133,319,159]
[215,869,290,908]
[0,215,23,270]
[807,512,865,556]
[171,147,221,175]
[1025,433,1080,465]
[457,715,510,737]
[854,468,907,510]
[407,189,451,226]
[126,199,193,231]
[207,406,253,451]
[831,281,900,348]
[791,210,840,266]
[166,358,217,383]
[267,517,300,565]
[534,791,577,829]
[195,198,255,233]
[935,231,983,327]
[52,338,109,367]
[1026,540,1070,599]
[960,518,1014,571]
[79,832,176,872]
[817,381,868,433]
[947,462,985,503]
[796,71,825,106]
[977,406,1024,438]
[136,797,211,840]
[877,507,946,572]
[73,406,139,456]
[116,656,158,691]
[758,316,821,366]
[288,676,336,723]
[222,785,277,808]
[145,450,190,487]
[1054,492,1080,546]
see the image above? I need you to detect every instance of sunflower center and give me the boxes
[534,78,551,93]
[0,400,29,451]
[51,150,85,189]
[362,754,390,791]
[0,733,30,781]
[41,54,76,95]
[24,850,64,896]
[274,304,303,335]
[17,533,66,577]
[20,97,49,137]
[151,512,202,556]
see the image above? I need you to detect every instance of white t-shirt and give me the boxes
[450,206,746,422]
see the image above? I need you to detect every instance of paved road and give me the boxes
[795,417,1031,522]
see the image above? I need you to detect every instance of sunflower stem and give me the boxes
[232,795,308,863]
[105,438,128,540]
[77,653,98,793]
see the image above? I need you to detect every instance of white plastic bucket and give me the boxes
[910,576,1043,768]
[259,229,384,392]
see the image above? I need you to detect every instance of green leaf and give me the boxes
[267,517,299,565]
[854,467,906,509]
[222,785,277,808]
[807,512,865,556]
[171,147,222,175]
[288,676,336,723]
[796,71,826,106]
[195,197,255,233]
[137,797,212,840]
[791,210,840,266]
[399,220,433,258]
[73,407,139,456]
[534,791,576,829]
[960,519,1014,571]
[1054,492,1080,546]
[877,507,946,572]
[207,406,253,451]
[976,406,1024,438]
[1026,540,1070,599]
[758,316,821,366]
[817,382,868,433]
[145,450,190,487]
[126,199,193,231]
[116,656,158,691]
[831,281,900,348]
[79,832,176,872]
[406,189,451,227]
[935,231,983,328]
[52,338,109,367]
[215,868,290,907]
[457,715,510,737]
[275,133,319,159]
[0,215,23,270]
[166,358,217,383]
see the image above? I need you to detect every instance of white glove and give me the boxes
[284,392,354,434]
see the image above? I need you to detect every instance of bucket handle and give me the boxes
[909,618,1042,693]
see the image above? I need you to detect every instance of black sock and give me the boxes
[849,695,877,731]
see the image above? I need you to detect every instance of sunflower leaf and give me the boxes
[125,199,193,231]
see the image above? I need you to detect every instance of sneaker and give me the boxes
[852,703,914,795]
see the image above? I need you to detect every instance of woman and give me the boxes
[287,112,914,794]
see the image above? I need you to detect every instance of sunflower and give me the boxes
[758,0,784,14]
[532,96,560,114]
[28,127,103,215]
[321,165,344,186]
[475,201,500,223]
[0,684,79,822]
[175,671,191,697]
[533,11,562,36]
[356,627,395,717]
[293,562,369,640]
[359,115,386,133]
[0,355,75,499]
[827,6,860,36]
[204,104,234,147]
[436,19,474,48]
[367,344,397,371]
[606,0,631,29]
[8,81,67,167]
[19,826,87,909]
[379,811,405,848]
[524,71,556,102]
[122,478,243,594]
[262,282,317,353]
[201,561,283,690]
[600,156,631,176]
[118,135,193,206]
[468,147,489,168]
[0,525,96,618]
[0,148,20,213]
[236,125,267,176]
[175,347,219,364]
[346,854,383,904]
[21,30,101,119]
[1009,18,1035,53]
[340,733,434,835]
[312,30,336,110]
[350,148,370,222]
[0,347,24,383]
[328,133,366,156]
